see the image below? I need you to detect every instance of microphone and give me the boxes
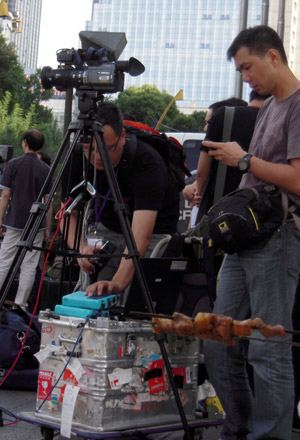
[64,181,96,217]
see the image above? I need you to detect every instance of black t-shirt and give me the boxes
[0,153,51,230]
[61,133,180,234]
[198,105,260,218]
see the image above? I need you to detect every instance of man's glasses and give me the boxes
[81,133,121,153]
[106,133,121,152]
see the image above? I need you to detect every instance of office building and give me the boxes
[0,0,42,74]
[86,0,263,110]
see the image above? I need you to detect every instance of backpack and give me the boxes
[0,305,41,371]
[207,185,285,254]
[124,121,191,191]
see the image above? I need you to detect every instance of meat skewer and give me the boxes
[132,311,297,346]
[131,311,299,335]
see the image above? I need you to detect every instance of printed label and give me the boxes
[38,370,53,401]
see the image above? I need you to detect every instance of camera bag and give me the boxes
[0,304,41,371]
[207,184,287,254]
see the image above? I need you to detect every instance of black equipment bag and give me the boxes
[0,305,41,371]
[0,366,39,391]
[124,121,191,191]
[208,184,284,254]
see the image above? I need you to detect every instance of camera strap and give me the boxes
[94,166,119,232]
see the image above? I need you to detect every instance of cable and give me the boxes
[35,311,99,412]
[0,199,71,389]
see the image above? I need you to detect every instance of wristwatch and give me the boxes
[238,153,252,173]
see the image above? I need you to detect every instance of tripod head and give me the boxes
[76,89,104,119]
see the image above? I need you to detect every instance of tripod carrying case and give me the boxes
[35,311,200,433]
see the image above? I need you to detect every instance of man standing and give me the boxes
[61,102,180,296]
[203,26,300,439]
[0,129,52,309]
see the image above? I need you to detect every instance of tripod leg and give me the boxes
[0,120,85,309]
[92,122,193,440]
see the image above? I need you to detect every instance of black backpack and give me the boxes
[124,121,191,191]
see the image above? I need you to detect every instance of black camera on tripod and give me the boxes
[40,31,145,94]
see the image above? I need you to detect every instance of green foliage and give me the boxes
[0,33,24,108]
[172,110,206,132]
[0,34,63,158]
[115,84,206,132]
[115,84,181,128]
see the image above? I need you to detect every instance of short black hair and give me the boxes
[38,151,51,166]
[96,102,124,136]
[209,97,248,113]
[227,25,287,64]
[23,129,45,151]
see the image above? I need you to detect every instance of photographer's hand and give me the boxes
[201,140,246,166]
[79,244,102,275]
[85,279,124,296]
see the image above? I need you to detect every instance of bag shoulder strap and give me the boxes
[119,132,138,179]
[213,106,235,204]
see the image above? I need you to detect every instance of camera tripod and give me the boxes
[0,90,193,439]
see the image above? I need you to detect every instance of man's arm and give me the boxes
[182,152,212,207]
[196,152,213,198]
[202,140,300,195]
[85,209,157,296]
[0,188,10,228]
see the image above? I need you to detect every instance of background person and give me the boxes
[182,97,247,206]
[0,129,52,309]
[203,25,300,440]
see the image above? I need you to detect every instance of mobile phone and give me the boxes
[90,240,117,267]
[200,139,215,152]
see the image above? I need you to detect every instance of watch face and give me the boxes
[238,154,251,172]
[239,159,249,171]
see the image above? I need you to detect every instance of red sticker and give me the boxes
[38,370,53,400]
[63,368,78,386]
[172,366,187,384]
[148,359,166,395]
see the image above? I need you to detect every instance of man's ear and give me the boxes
[266,48,280,65]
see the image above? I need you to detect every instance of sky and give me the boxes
[37,0,93,69]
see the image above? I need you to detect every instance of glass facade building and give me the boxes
[0,0,42,74]
[86,0,262,109]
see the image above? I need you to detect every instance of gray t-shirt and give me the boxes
[241,88,300,202]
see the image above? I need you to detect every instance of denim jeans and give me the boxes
[204,222,300,440]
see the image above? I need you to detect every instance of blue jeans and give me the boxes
[204,222,300,440]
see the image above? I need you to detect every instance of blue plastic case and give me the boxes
[61,291,119,310]
[54,304,96,318]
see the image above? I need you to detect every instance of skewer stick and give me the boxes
[129,311,300,336]
[242,336,300,347]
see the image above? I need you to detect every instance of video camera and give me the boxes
[40,31,145,94]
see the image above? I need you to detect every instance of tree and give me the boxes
[0,34,63,157]
[115,84,206,132]
[20,70,53,125]
[115,84,181,128]
[0,32,24,109]
[173,111,206,132]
